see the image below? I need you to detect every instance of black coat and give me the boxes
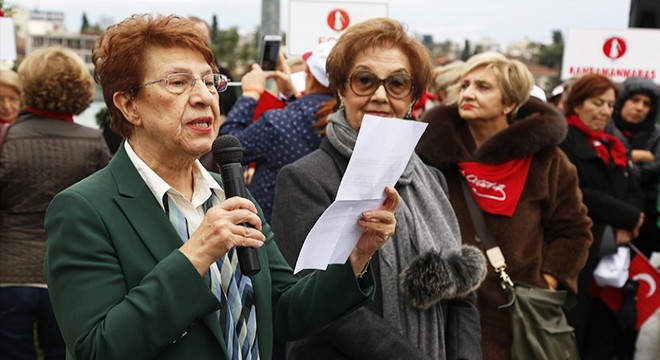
[559,127,644,243]
[606,76,660,256]
[559,126,644,353]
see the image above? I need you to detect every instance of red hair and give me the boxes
[92,14,217,138]
[565,74,617,116]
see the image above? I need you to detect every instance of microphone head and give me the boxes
[212,135,243,165]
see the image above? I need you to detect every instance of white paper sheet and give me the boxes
[294,115,428,273]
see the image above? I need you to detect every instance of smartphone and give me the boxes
[258,35,282,71]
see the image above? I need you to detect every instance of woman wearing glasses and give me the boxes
[272,18,486,360]
[44,14,400,360]
[0,70,22,124]
[416,52,593,359]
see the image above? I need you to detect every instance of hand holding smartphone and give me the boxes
[258,35,282,71]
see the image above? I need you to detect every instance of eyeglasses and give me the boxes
[137,73,228,95]
[0,96,21,105]
[348,71,414,99]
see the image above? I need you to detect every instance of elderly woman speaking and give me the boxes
[44,14,399,360]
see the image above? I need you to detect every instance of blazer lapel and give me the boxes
[108,146,226,350]
[109,147,183,261]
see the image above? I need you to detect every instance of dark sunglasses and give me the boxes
[348,71,414,99]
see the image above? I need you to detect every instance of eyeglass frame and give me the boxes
[133,72,229,95]
[346,70,415,100]
[0,95,22,105]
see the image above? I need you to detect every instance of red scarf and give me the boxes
[458,156,533,217]
[25,106,74,123]
[566,114,627,169]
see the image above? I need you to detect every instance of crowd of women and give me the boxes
[1,13,659,360]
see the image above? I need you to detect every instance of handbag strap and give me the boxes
[460,179,513,286]
[0,123,11,159]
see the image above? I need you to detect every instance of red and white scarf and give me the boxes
[458,156,533,217]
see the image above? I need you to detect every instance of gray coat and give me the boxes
[272,138,482,360]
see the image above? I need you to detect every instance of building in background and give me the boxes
[8,7,97,70]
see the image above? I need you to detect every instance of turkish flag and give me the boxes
[593,254,660,330]
[630,255,660,329]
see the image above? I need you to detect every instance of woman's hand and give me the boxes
[615,213,644,245]
[631,149,654,164]
[243,166,255,186]
[350,186,400,277]
[179,197,265,275]
[543,273,558,290]
[241,64,268,101]
[268,52,300,99]
[631,212,645,239]
[615,228,633,245]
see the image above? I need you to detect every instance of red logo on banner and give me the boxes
[603,37,627,60]
[327,9,349,32]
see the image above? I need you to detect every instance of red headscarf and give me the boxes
[566,114,627,169]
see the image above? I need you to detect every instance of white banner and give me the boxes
[561,28,660,84]
[288,0,388,56]
[0,17,17,61]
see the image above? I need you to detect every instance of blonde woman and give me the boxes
[417,52,592,359]
[430,60,466,105]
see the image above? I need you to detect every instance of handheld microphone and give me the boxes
[212,135,261,276]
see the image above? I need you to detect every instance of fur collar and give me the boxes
[417,97,566,167]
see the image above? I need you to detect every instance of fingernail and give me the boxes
[362,211,372,218]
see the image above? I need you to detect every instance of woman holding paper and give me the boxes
[416,51,593,359]
[272,18,487,360]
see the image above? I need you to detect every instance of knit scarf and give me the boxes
[566,114,627,169]
[327,110,463,360]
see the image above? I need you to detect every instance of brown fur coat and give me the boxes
[416,98,593,360]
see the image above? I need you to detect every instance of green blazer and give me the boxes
[44,145,375,360]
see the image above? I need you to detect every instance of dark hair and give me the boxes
[92,14,217,138]
[565,74,617,116]
[326,17,432,103]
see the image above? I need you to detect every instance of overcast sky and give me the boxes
[10,0,631,45]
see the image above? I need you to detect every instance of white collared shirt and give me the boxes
[124,141,226,289]
[125,141,227,233]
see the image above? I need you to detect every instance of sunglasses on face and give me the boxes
[348,71,414,99]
